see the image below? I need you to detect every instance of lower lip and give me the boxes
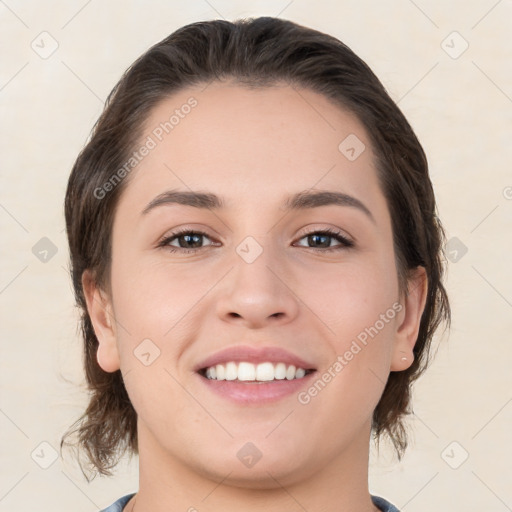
[197,372,316,404]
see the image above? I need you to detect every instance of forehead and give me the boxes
[119,81,386,216]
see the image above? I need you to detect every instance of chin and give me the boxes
[190,442,321,490]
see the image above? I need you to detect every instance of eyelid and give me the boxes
[156,227,217,249]
[294,224,354,244]
[156,222,218,241]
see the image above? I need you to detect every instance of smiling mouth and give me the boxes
[198,361,316,382]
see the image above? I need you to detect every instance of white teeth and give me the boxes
[203,361,310,381]
[215,364,225,380]
[295,367,306,379]
[285,364,296,380]
[238,362,256,381]
[225,362,238,380]
[256,362,274,381]
[274,362,287,380]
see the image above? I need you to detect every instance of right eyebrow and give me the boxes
[142,190,224,214]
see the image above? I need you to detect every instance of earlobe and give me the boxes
[390,267,428,372]
[82,270,121,373]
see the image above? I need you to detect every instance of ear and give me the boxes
[390,266,428,372]
[82,270,120,373]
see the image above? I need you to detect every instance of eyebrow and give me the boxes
[142,189,375,223]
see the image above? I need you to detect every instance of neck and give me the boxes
[130,419,378,512]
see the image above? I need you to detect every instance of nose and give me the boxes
[215,244,300,329]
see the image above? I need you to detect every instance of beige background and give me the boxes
[1,1,511,511]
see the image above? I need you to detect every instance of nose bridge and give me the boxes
[215,234,300,328]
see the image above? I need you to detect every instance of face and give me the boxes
[87,82,426,488]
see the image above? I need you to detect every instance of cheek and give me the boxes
[110,255,209,342]
[109,259,202,428]
[297,255,400,340]
[295,256,400,399]
[287,265,400,462]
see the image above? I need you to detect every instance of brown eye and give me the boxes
[158,230,215,253]
[295,229,354,251]
[172,233,205,249]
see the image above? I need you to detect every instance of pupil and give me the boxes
[310,234,329,248]
[182,234,201,248]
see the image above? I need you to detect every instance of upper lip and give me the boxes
[195,345,316,372]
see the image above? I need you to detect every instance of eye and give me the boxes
[157,227,354,254]
[294,228,354,251]
[157,229,216,253]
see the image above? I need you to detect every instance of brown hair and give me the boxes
[61,16,450,480]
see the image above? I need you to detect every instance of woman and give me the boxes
[62,17,450,512]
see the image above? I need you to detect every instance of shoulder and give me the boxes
[99,493,136,512]
[371,495,401,512]
[101,493,397,512]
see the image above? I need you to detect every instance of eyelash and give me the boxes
[157,227,354,254]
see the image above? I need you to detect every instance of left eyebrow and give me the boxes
[282,190,375,224]
[141,188,375,224]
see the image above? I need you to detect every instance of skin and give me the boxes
[84,82,427,512]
